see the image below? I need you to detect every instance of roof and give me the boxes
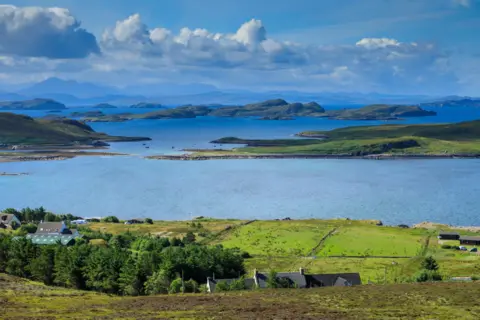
[35,222,65,234]
[26,234,78,245]
[439,231,460,236]
[0,214,18,225]
[256,272,307,288]
[307,273,362,287]
[459,236,480,241]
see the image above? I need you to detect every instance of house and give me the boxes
[26,221,82,246]
[459,236,480,246]
[207,268,361,293]
[306,273,362,287]
[0,213,21,229]
[35,222,67,235]
[438,231,460,240]
[125,218,145,224]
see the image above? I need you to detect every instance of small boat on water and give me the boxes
[145,146,150,149]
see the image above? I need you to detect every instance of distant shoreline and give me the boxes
[146,153,480,161]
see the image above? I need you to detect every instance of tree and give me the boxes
[6,237,38,278]
[182,232,196,245]
[44,212,58,222]
[118,255,145,296]
[169,278,183,294]
[102,216,120,223]
[17,223,37,235]
[30,246,56,285]
[145,269,171,295]
[145,218,153,225]
[421,256,439,271]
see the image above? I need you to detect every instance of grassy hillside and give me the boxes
[2,272,480,319]
[205,120,480,156]
[0,112,150,145]
[209,99,325,117]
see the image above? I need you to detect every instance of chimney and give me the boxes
[299,267,304,275]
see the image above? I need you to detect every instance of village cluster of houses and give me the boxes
[206,268,362,293]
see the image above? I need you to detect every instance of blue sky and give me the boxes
[0,0,479,95]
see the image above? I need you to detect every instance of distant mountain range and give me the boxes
[0,77,476,107]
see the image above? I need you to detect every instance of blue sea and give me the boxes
[1,105,480,226]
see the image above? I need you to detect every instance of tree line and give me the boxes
[0,230,246,295]
[2,207,82,224]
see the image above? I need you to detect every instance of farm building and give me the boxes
[25,221,83,246]
[459,236,480,246]
[207,268,361,293]
[438,231,460,240]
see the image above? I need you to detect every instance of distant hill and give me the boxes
[421,98,480,107]
[19,77,119,98]
[0,113,150,145]
[0,99,66,110]
[93,103,117,109]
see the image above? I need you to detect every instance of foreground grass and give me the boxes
[2,273,480,319]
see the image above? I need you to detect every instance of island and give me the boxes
[92,103,117,109]
[323,104,436,120]
[420,98,480,108]
[70,111,105,117]
[147,119,480,160]
[0,112,150,162]
[130,102,165,109]
[76,99,436,122]
[0,98,67,110]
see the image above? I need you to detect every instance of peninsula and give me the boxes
[0,98,67,110]
[148,119,480,160]
[0,112,149,162]
[420,98,480,108]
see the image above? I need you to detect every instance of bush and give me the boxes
[471,275,479,281]
[240,251,252,259]
[421,256,439,271]
[102,216,119,223]
[441,244,452,249]
[145,218,153,225]
[413,270,443,282]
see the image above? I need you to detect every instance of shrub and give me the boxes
[471,275,479,281]
[102,216,119,223]
[421,256,439,271]
[169,278,183,294]
[441,244,452,249]
[145,218,153,225]
[240,251,252,259]
[414,270,442,282]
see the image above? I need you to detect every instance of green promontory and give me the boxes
[130,102,165,108]
[0,99,67,110]
[0,112,150,145]
[325,104,436,120]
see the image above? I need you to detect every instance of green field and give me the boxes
[2,272,480,319]
[213,220,335,256]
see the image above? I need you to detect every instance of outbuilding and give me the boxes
[459,236,480,246]
[438,231,460,240]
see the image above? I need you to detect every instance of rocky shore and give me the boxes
[146,153,480,161]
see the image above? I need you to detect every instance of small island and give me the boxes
[130,102,165,109]
[323,104,436,120]
[70,111,105,118]
[92,103,117,109]
[421,98,480,108]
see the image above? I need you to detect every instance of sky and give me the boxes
[0,0,479,95]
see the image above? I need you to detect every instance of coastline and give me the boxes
[0,151,128,163]
[146,153,480,161]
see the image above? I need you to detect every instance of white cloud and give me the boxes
[0,5,99,59]
[0,9,467,94]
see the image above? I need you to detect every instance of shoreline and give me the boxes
[0,151,128,163]
[146,153,480,161]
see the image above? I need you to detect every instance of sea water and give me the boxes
[1,105,480,225]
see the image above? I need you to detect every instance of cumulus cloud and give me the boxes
[0,5,99,59]
[0,9,464,94]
